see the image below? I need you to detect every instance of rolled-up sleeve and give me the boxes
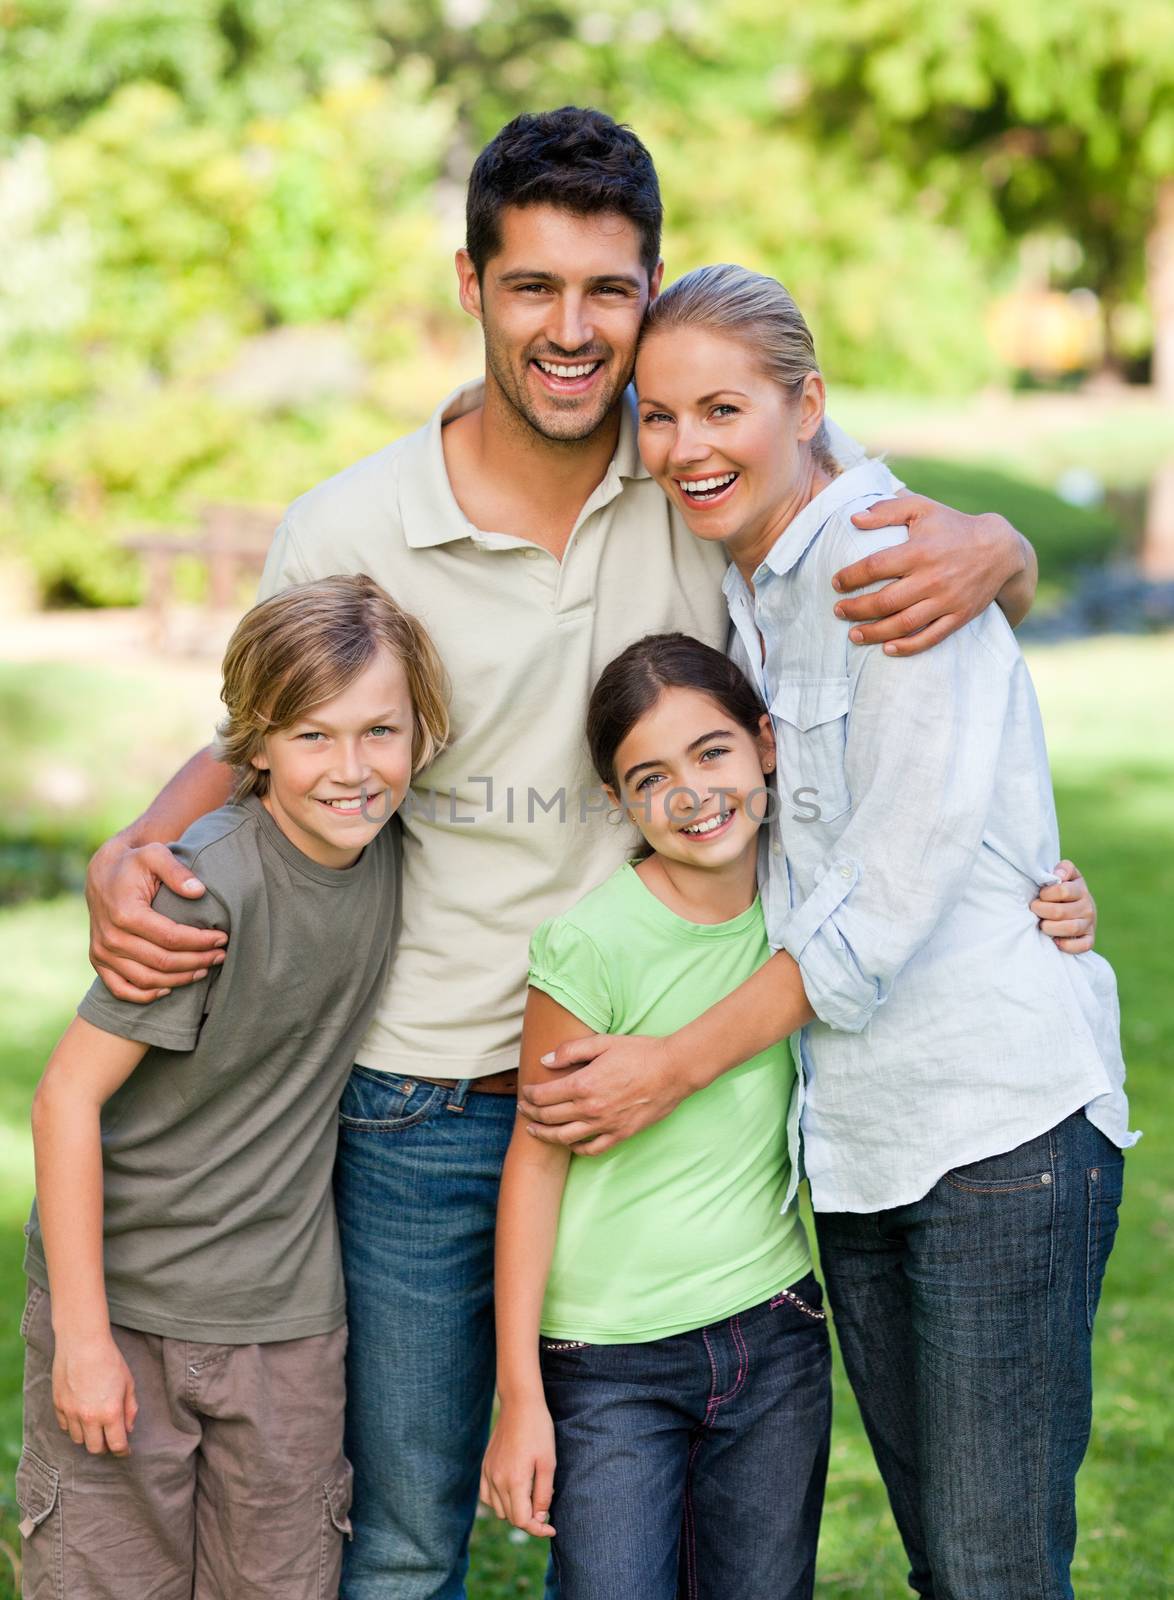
[779,622,1014,1033]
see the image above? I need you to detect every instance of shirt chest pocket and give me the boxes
[770,677,853,824]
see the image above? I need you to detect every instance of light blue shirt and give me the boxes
[726,458,1137,1214]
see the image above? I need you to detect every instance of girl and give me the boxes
[481,635,830,1600]
[618,265,1133,1600]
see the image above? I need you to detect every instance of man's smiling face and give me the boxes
[457,203,663,443]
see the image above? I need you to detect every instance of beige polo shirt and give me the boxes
[257,380,728,1078]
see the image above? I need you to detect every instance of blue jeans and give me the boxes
[539,1275,832,1600]
[334,1068,518,1600]
[815,1111,1124,1600]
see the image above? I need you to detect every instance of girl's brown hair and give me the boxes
[217,574,450,802]
[587,631,768,792]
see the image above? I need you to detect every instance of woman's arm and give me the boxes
[31,1017,148,1455]
[480,988,586,1538]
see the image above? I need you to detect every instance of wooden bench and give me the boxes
[123,503,279,648]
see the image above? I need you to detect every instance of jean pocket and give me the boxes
[1086,1157,1124,1331]
[338,1066,445,1132]
[770,1275,828,1322]
[943,1131,1055,1195]
[770,678,852,824]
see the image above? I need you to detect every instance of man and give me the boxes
[85,108,1095,1599]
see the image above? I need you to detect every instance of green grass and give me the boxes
[0,635,1170,1596]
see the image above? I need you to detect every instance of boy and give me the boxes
[17,574,448,1600]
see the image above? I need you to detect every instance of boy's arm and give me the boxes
[31,1017,149,1456]
[86,747,232,1002]
[480,989,581,1539]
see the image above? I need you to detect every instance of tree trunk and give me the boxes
[1148,177,1174,401]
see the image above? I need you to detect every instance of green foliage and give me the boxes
[2,0,1170,607]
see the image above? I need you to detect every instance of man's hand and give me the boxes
[86,836,226,1002]
[520,1034,683,1155]
[480,1400,557,1538]
[52,1332,138,1456]
[1032,860,1098,954]
[833,496,1030,655]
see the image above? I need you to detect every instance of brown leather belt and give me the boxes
[416,1070,519,1096]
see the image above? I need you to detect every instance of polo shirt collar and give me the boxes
[399,379,648,551]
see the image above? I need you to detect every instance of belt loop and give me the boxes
[446,1079,472,1114]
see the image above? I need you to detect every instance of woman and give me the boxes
[523,264,1134,1600]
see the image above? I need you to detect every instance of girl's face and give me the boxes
[251,646,415,869]
[606,686,774,871]
[635,326,826,567]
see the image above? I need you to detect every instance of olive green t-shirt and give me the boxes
[24,795,400,1344]
[529,862,810,1344]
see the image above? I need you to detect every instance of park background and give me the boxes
[1,2,1171,1593]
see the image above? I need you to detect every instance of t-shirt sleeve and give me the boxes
[77,874,230,1053]
[527,916,615,1035]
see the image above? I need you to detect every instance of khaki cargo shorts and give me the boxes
[17,1282,352,1600]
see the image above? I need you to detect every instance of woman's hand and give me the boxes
[521,1034,683,1155]
[480,1399,557,1537]
[52,1331,138,1456]
[1031,860,1098,954]
[833,496,1032,653]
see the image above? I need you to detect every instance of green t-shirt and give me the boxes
[528,861,810,1344]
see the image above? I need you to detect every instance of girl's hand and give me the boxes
[52,1331,138,1456]
[480,1400,557,1537]
[1032,860,1097,954]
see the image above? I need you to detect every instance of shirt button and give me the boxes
[839,865,852,880]
[523,548,540,560]
[772,842,782,856]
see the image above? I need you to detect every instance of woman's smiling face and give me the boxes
[636,325,826,571]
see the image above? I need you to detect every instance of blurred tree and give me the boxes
[724,0,1174,392]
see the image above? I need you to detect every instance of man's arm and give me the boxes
[86,747,231,1002]
[834,498,1037,655]
[31,1017,148,1455]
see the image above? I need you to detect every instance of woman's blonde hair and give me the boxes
[641,263,839,478]
[217,574,450,802]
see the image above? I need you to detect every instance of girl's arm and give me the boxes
[31,1016,148,1456]
[480,987,587,1538]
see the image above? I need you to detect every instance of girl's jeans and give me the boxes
[540,1274,832,1600]
[815,1110,1124,1600]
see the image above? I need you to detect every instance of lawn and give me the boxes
[0,634,1170,1597]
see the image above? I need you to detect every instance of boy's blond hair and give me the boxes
[217,574,450,802]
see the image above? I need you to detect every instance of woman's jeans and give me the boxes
[540,1274,832,1600]
[334,1067,518,1600]
[815,1110,1124,1600]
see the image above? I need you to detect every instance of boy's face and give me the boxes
[251,647,414,869]
[456,203,663,443]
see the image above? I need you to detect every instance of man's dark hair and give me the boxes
[466,107,662,282]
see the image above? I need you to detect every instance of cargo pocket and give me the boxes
[320,1458,354,1600]
[16,1448,63,1600]
[770,678,853,824]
